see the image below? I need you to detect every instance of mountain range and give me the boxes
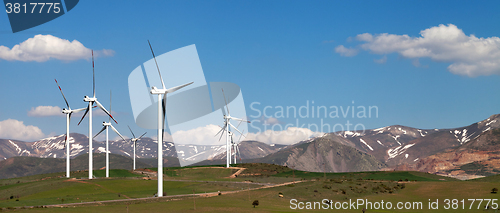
[1,114,500,179]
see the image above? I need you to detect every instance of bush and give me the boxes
[252,200,259,208]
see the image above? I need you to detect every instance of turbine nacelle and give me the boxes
[102,121,111,126]
[62,108,71,114]
[84,96,97,102]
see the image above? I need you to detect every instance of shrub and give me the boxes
[252,200,259,208]
[492,188,498,194]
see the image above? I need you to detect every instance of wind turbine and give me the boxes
[214,89,250,168]
[233,129,245,164]
[148,40,193,197]
[55,79,87,178]
[78,50,118,179]
[128,125,146,170]
[93,91,127,178]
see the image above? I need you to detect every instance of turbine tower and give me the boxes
[214,89,249,168]
[55,79,86,178]
[93,91,127,178]
[78,50,118,179]
[128,126,146,170]
[148,40,193,197]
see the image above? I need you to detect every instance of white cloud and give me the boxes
[337,24,500,77]
[246,127,324,145]
[170,124,322,146]
[265,117,280,125]
[171,124,224,145]
[0,34,114,62]
[27,106,63,117]
[256,116,280,125]
[374,55,387,64]
[0,119,45,141]
[334,45,358,57]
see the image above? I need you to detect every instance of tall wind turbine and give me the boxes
[148,40,193,197]
[78,50,118,179]
[214,89,249,168]
[128,126,146,170]
[55,79,86,178]
[93,91,127,178]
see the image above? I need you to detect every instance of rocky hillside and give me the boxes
[328,114,500,168]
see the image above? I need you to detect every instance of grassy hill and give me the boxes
[0,153,152,179]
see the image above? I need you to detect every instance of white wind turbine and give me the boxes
[93,91,127,178]
[148,40,193,197]
[128,126,146,170]
[55,79,87,178]
[78,50,118,179]
[232,129,245,164]
[214,89,249,168]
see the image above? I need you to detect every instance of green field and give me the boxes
[1,164,499,212]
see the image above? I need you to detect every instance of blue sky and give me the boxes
[1,0,500,143]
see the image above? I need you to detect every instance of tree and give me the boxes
[492,188,498,194]
[252,200,259,208]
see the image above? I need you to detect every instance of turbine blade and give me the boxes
[148,40,166,90]
[214,125,225,137]
[77,106,90,125]
[93,126,106,139]
[128,125,136,138]
[162,94,166,141]
[54,79,70,109]
[138,132,147,139]
[231,117,250,123]
[95,100,118,124]
[92,50,95,98]
[165,82,194,94]
[109,90,112,123]
[218,126,226,142]
[238,130,245,142]
[222,88,230,115]
[110,125,127,142]
[228,122,243,135]
[72,107,87,113]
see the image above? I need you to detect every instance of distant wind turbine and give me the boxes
[214,89,249,168]
[55,79,87,178]
[128,126,146,170]
[93,91,127,178]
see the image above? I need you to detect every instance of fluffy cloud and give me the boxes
[246,127,324,145]
[0,119,45,141]
[0,34,114,62]
[27,106,63,117]
[337,24,500,77]
[334,45,358,57]
[171,124,223,145]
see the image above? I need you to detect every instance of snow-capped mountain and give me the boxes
[0,133,285,166]
[328,114,500,167]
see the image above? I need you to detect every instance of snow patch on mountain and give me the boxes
[359,138,373,151]
[387,143,415,159]
[9,140,21,153]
